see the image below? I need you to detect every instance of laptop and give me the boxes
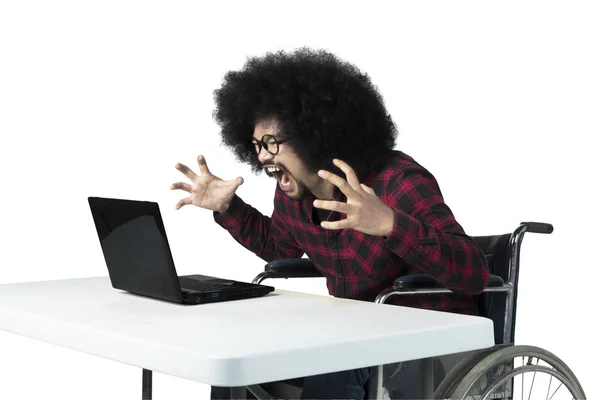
[88,196,274,305]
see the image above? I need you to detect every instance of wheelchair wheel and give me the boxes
[443,345,586,400]
[433,345,511,399]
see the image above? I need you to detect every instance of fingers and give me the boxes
[321,219,352,230]
[361,183,375,195]
[170,182,192,192]
[175,197,192,210]
[313,199,351,214]
[318,169,355,198]
[175,162,198,181]
[197,155,212,176]
[332,159,361,191]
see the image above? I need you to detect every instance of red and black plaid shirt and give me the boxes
[215,151,489,315]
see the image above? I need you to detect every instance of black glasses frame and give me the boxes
[250,134,293,155]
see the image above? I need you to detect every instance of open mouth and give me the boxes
[264,164,291,188]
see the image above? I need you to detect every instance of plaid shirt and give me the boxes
[214,151,489,315]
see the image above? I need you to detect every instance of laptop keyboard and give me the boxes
[179,277,233,292]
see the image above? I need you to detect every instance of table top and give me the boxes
[0,277,494,386]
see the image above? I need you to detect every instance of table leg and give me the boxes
[247,384,281,399]
[142,369,152,400]
[366,365,385,399]
[421,358,434,399]
[230,386,247,400]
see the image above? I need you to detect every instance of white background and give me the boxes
[1,1,598,399]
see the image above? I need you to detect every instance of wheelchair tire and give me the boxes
[433,345,511,399]
[446,345,586,400]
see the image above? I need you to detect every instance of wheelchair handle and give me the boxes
[520,221,553,234]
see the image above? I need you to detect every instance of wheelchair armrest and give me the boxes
[253,259,324,284]
[393,274,505,290]
[393,274,442,290]
[264,258,322,275]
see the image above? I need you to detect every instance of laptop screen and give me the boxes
[88,197,182,302]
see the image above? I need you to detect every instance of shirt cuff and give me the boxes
[384,211,436,260]
[213,194,245,230]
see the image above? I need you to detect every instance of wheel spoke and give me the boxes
[527,359,540,400]
[475,375,485,395]
[522,361,525,400]
[546,375,553,400]
[549,382,563,400]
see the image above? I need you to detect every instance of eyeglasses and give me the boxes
[250,134,293,155]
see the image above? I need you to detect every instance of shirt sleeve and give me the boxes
[383,163,489,295]
[213,190,304,262]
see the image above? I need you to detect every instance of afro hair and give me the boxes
[213,47,398,180]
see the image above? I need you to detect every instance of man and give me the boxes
[171,48,489,399]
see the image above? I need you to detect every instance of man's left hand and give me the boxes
[313,159,395,237]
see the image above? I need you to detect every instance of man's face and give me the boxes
[253,119,316,201]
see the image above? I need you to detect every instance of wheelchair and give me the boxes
[243,221,587,400]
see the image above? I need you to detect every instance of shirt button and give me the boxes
[337,275,344,281]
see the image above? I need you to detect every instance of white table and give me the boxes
[0,277,494,397]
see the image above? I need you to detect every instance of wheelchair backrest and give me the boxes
[473,233,515,345]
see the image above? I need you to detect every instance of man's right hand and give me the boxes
[170,155,244,213]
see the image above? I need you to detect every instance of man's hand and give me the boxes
[313,159,395,237]
[170,155,243,213]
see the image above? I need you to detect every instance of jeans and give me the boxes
[210,358,447,400]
